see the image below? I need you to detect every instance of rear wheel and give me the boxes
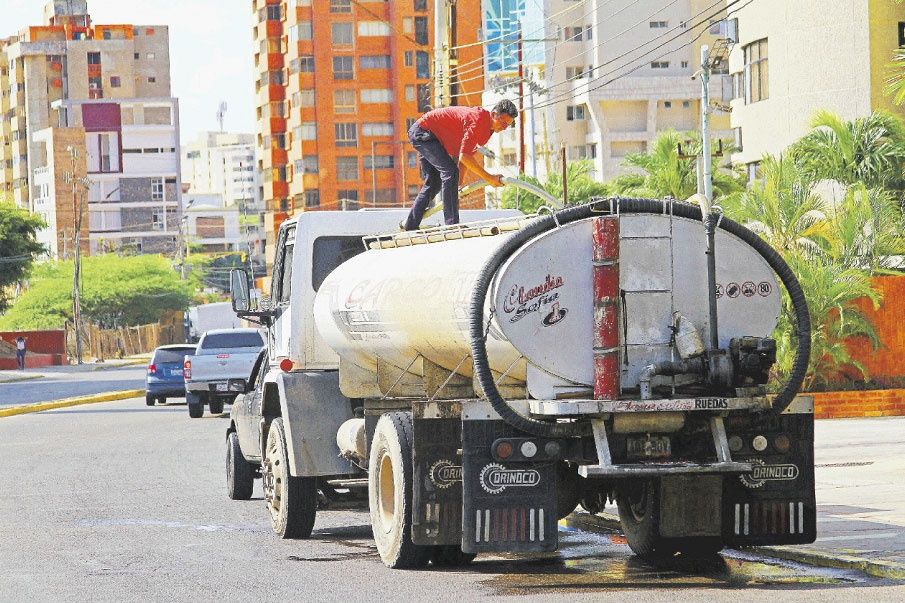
[157,396,167,405]
[187,391,203,419]
[263,418,317,538]
[145,393,155,407]
[209,398,225,415]
[617,479,670,558]
[226,431,255,500]
[368,411,431,569]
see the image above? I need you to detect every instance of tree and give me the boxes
[789,110,905,191]
[0,203,45,312]
[609,130,744,200]
[823,183,905,274]
[0,254,192,330]
[721,155,830,255]
[774,253,882,390]
[500,160,610,214]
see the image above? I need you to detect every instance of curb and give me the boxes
[90,358,149,371]
[751,545,905,581]
[0,389,145,418]
[0,374,44,384]
[566,511,905,581]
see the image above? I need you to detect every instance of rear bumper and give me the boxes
[146,382,186,397]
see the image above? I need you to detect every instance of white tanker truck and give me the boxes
[227,197,815,568]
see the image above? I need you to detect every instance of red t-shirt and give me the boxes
[417,106,493,159]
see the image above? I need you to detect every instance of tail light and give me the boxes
[147,363,156,375]
[183,358,192,380]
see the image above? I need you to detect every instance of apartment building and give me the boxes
[0,0,180,258]
[536,0,732,181]
[727,0,905,174]
[181,132,265,263]
[252,0,484,258]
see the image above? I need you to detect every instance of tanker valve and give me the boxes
[730,336,776,385]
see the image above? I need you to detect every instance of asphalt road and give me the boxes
[1,398,903,602]
[0,365,147,406]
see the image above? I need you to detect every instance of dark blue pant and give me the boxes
[16,350,25,370]
[404,124,460,230]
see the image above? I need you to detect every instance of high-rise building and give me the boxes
[252,0,484,264]
[727,0,905,176]
[499,0,733,184]
[0,0,180,258]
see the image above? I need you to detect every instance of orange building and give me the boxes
[252,0,484,263]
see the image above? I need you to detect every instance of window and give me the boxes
[414,0,427,10]
[297,122,317,140]
[146,52,155,60]
[733,127,743,152]
[566,105,587,121]
[404,51,413,67]
[899,22,905,47]
[406,117,416,130]
[366,188,396,205]
[361,88,392,103]
[151,177,164,201]
[415,16,429,45]
[364,154,394,169]
[405,85,415,101]
[360,55,391,69]
[744,38,768,103]
[134,52,139,60]
[746,161,760,182]
[333,56,354,79]
[417,84,430,112]
[358,21,391,36]
[664,100,672,109]
[152,210,164,230]
[275,228,295,303]
[336,156,359,180]
[290,21,313,42]
[681,60,689,68]
[332,22,353,45]
[305,190,320,208]
[312,236,367,291]
[565,66,591,80]
[407,151,417,167]
[362,122,394,136]
[291,56,315,73]
[564,26,592,41]
[148,76,156,83]
[651,61,669,69]
[335,123,357,147]
[403,18,413,34]
[682,100,690,108]
[416,51,429,78]
[334,89,355,113]
[87,52,101,65]
[102,30,111,40]
[732,72,744,100]
[330,0,352,12]
[110,76,121,87]
[649,21,668,28]
[292,89,315,107]
[337,190,359,210]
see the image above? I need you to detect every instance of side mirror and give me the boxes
[230,269,251,313]
[227,378,247,393]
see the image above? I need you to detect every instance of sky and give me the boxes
[0,0,257,145]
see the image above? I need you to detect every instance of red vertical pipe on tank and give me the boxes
[592,216,620,400]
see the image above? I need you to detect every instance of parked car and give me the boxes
[183,328,265,418]
[146,344,197,406]
[226,348,268,499]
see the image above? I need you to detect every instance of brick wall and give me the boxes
[811,389,905,419]
[847,276,905,381]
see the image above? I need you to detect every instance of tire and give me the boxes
[226,431,255,500]
[209,398,225,415]
[616,479,670,558]
[263,417,317,538]
[430,545,476,567]
[186,391,203,419]
[145,393,155,407]
[157,397,167,405]
[368,411,431,569]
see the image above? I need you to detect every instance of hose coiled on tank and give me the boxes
[468,198,812,439]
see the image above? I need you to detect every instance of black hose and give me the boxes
[468,198,811,439]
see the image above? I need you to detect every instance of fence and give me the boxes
[65,312,185,360]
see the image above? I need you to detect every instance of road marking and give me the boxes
[817,531,901,542]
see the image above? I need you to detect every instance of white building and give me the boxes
[181,132,259,209]
[182,192,264,260]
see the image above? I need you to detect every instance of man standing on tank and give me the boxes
[403,100,518,231]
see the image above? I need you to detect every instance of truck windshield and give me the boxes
[201,332,264,349]
[312,236,366,291]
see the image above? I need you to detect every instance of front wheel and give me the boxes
[368,411,431,569]
[226,431,255,500]
[263,418,317,538]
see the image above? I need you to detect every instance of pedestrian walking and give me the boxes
[403,100,518,231]
[15,336,27,370]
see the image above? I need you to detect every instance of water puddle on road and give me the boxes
[477,523,864,595]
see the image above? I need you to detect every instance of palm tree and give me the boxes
[824,183,905,274]
[609,130,744,200]
[789,110,905,191]
[500,160,610,214]
[774,253,882,389]
[721,155,830,255]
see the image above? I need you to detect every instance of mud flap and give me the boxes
[411,403,464,546]
[722,399,817,546]
[461,416,558,554]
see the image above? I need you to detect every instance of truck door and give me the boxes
[270,225,296,360]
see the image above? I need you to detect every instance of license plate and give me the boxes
[626,436,671,459]
[215,383,228,392]
[170,369,183,377]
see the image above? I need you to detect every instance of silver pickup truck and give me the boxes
[183,328,265,418]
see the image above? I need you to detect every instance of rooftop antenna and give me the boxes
[216,101,227,133]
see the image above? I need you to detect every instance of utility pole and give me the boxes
[700,45,713,206]
[517,25,525,175]
[528,79,538,179]
[433,0,451,107]
[699,44,718,350]
[64,146,85,365]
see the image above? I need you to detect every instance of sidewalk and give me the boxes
[0,355,150,383]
